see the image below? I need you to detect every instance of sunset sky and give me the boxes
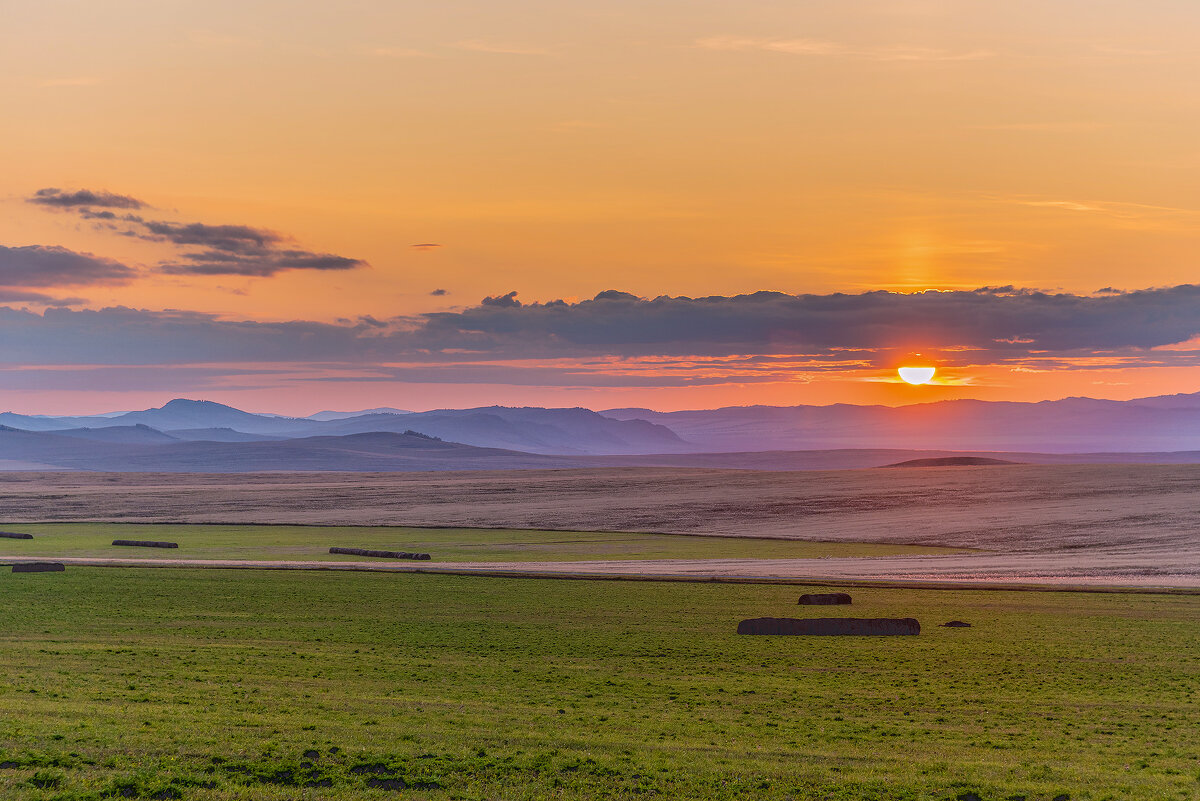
[5,1,1200,414]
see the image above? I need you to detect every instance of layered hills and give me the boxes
[4,394,1200,472]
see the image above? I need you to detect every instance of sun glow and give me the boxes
[898,366,936,385]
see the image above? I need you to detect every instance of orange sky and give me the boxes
[4,1,1200,413]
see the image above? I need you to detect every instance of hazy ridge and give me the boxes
[5,395,1200,471]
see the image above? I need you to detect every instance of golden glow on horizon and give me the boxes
[898,366,937,385]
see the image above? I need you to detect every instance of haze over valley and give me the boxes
[8,395,1200,472]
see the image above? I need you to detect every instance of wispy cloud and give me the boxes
[27,188,367,278]
[695,36,993,62]
[997,195,1200,223]
[29,188,143,210]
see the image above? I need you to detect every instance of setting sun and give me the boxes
[898,366,936,385]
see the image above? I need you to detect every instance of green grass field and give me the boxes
[0,523,966,563]
[1,567,1197,800]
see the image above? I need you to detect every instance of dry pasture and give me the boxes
[3,464,1199,586]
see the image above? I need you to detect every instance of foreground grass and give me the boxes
[1,569,1198,800]
[0,523,964,563]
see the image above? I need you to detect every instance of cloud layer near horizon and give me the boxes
[3,287,1200,376]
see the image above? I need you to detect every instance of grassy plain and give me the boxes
[1,567,1198,800]
[0,523,964,563]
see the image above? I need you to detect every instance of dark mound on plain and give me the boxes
[798,592,852,605]
[737,617,919,636]
[112,539,179,549]
[942,620,972,627]
[881,456,1021,468]
[0,531,34,539]
[12,562,65,573]
[329,547,431,560]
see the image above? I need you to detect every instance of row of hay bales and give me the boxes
[329,547,432,561]
[2,533,179,548]
[7,534,181,573]
[739,592,921,636]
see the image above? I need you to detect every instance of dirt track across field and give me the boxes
[3,553,1198,591]
[4,465,1200,587]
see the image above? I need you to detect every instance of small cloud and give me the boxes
[452,39,552,56]
[430,288,448,296]
[411,243,442,250]
[29,188,144,210]
[481,290,521,308]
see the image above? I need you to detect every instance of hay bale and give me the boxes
[737,617,920,636]
[112,540,178,549]
[941,620,972,628]
[798,592,852,605]
[0,531,33,540]
[329,547,429,560]
[12,562,65,573]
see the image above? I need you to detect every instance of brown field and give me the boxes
[3,463,1200,587]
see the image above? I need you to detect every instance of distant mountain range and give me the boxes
[603,392,1200,453]
[3,394,1200,472]
[0,399,685,455]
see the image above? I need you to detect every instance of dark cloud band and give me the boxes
[2,286,1200,371]
[418,286,1200,356]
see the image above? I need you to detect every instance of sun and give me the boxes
[898,366,936,385]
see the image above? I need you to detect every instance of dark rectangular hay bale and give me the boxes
[329,547,430,560]
[737,617,920,636]
[798,593,852,605]
[13,562,65,573]
[0,531,34,540]
[111,539,179,549]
